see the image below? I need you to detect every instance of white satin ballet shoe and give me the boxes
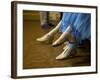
[63,42,69,49]
[56,43,76,60]
[63,45,68,50]
[52,38,66,47]
[36,34,54,44]
[52,40,60,47]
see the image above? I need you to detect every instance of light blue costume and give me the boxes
[59,12,91,44]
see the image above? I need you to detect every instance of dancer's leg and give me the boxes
[47,21,61,35]
[36,21,61,43]
[40,12,48,26]
[52,25,72,46]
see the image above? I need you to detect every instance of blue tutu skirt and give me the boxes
[59,12,91,43]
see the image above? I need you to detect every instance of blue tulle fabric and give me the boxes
[59,12,91,43]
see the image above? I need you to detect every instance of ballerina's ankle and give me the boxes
[67,42,76,49]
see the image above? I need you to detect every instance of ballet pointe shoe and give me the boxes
[36,34,54,44]
[63,45,68,50]
[52,38,65,47]
[56,47,71,60]
[63,42,69,49]
[56,43,76,60]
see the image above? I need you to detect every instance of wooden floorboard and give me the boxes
[23,20,90,69]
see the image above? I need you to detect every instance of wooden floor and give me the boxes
[23,20,91,69]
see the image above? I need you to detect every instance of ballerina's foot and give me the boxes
[56,43,76,60]
[52,39,65,47]
[63,41,69,49]
[36,35,54,44]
